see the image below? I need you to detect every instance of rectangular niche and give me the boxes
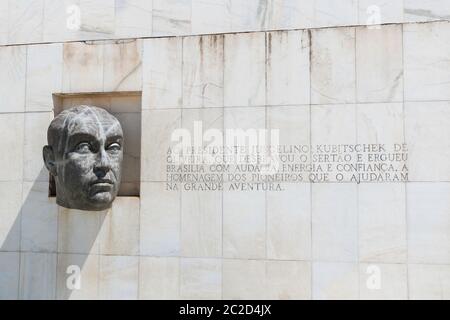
[51,91,141,197]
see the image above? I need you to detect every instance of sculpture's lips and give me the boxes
[90,179,114,195]
[90,179,113,186]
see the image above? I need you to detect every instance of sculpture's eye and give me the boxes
[107,142,121,152]
[74,142,91,153]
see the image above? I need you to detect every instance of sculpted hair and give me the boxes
[47,105,115,155]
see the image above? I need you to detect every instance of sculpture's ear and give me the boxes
[43,145,57,176]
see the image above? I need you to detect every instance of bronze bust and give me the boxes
[43,106,124,211]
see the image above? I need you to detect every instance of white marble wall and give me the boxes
[1,0,450,46]
[0,18,450,299]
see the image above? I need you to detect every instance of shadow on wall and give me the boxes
[0,167,106,300]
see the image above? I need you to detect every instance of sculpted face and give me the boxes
[43,106,124,211]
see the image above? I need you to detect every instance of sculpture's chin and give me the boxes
[56,195,113,211]
[89,191,113,204]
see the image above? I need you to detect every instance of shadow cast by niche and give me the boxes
[0,167,107,300]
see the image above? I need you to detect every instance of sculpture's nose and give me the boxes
[94,149,111,178]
